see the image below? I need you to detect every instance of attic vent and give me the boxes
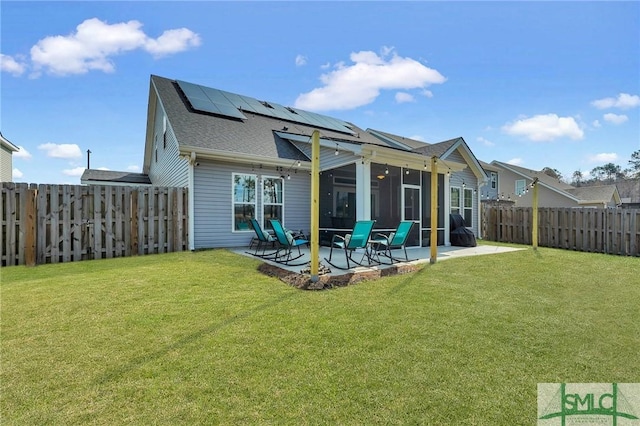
[260,101,274,109]
[286,107,299,115]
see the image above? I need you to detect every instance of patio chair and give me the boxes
[370,220,416,264]
[247,218,278,257]
[269,219,310,266]
[324,220,376,270]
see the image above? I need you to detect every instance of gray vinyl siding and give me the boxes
[291,141,358,171]
[148,99,188,187]
[193,159,311,249]
[497,168,578,208]
[1,146,12,182]
[447,150,479,236]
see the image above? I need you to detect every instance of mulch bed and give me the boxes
[257,261,421,290]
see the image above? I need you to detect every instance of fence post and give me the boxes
[25,188,37,266]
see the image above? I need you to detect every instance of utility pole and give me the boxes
[87,149,92,169]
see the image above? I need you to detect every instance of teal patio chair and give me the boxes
[247,218,278,257]
[269,219,309,266]
[324,220,376,270]
[370,220,415,264]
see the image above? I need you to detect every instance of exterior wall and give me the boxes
[447,151,480,237]
[148,98,188,187]
[193,159,310,249]
[497,167,577,208]
[1,145,13,182]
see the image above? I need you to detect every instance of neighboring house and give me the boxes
[89,75,488,250]
[479,161,501,201]
[81,170,151,186]
[485,161,621,208]
[1,132,19,183]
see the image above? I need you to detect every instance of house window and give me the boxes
[262,176,284,230]
[491,172,497,189]
[463,188,473,226]
[232,173,256,231]
[451,187,461,215]
[515,179,526,196]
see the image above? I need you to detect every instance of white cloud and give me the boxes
[14,146,32,159]
[295,54,307,67]
[63,166,86,176]
[477,136,495,147]
[97,167,110,171]
[507,158,523,166]
[502,114,584,142]
[422,89,433,98]
[29,18,200,76]
[0,54,26,76]
[395,92,415,103]
[591,93,640,110]
[588,153,618,163]
[12,168,24,179]
[294,47,446,110]
[38,143,82,159]
[592,120,601,128]
[603,113,628,125]
[127,165,141,172]
[409,135,426,142]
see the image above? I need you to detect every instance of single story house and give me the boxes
[484,161,621,208]
[84,75,489,250]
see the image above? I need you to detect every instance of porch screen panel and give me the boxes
[232,173,256,231]
[370,163,401,230]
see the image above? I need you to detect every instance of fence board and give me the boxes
[2,183,188,266]
[482,205,639,256]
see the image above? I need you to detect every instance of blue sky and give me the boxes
[2,1,639,184]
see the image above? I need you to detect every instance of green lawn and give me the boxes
[1,247,638,425]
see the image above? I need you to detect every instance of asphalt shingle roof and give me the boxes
[151,75,413,161]
[81,169,152,185]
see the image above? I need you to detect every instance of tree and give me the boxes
[542,167,563,181]
[572,170,583,187]
[592,163,623,183]
[628,150,640,179]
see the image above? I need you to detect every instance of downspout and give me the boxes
[188,151,196,251]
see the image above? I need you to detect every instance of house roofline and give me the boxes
[0,132,19,152]
[441,137,489,184]
[491,160,581,202]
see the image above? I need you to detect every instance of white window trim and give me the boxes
[463,187,473,228]
[232,172,257,233]
[515,179,526,196]
[450,186,461,215]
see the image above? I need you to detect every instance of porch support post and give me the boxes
[355,158,371,220]
[310,130,320,282]
[430,156,438,264]
[532,177,539,250]
[444,169,451,246]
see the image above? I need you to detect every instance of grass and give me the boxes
[1,247,638,425]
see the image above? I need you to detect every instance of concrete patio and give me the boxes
[234,243,524,289]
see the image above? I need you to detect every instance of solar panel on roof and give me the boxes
[177,80,209,101]
[213,102,247,120]
[177,79,356,133]
[220,91,257,113]
[177,80,246,120]
[188,97,221,115]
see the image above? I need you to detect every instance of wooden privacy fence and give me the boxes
[2,183,189,266]
[482,205,640,256]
